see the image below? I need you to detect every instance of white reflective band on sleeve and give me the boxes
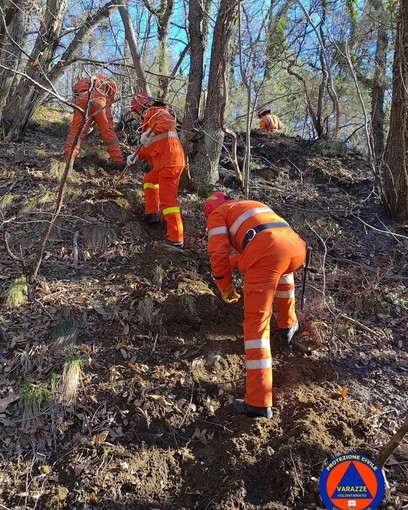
[275,289,295,298]
[229,207,272,237]
[244,339,270,351]
[278,273,294,284]
[246,358,272,369]
[208,226,228,239]
[146,131,178,145]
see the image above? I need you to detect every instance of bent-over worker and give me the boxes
[64,74,125,170]
[204,192,306,418]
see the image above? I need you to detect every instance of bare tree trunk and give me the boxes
[142,0,174,98]
[117,0,149,93]
[382,0,408,222]
[369,0,389,159]
[0,0,26,121]
[188,0,239,189]
[2,0,116,141]
[3,0,67,140]
[181,0,211,157]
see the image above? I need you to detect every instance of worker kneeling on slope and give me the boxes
[64,74,126,170]
[127,92,185,249]
[258,108,283,133]
[204,192,306,418]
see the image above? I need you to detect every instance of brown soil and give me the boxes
[0,125,407,510]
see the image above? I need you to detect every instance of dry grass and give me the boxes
[83,223,117,251]
[21,190,54,213]
[153,265,165,288]
[0,192,14,211]
[20,382,52,431]
[55,358,83,406]
[50,316,78,352]
[4,276,28,308]
[181,294,196,316]
[138,295,155,325]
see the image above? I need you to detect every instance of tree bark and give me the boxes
[117,0,149,94]
[188,0,239,189]
[0,0,26,121]
[180,0,207,158]
[369,0,389,159]
[3,0,68,140]
[382,0,408,222]
[2,0,116,140]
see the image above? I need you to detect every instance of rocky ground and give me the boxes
[0,111,407,510]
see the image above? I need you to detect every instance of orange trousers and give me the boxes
[243,253,305,408]
[143,165,184,243]
[64,97,124,164]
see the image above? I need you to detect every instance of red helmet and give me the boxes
[257,108,271,118]
[131,91,152,114]
[204,191,229,218]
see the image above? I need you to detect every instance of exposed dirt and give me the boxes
[0,122,407,510]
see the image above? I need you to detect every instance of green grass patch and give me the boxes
[4,276,28,308]
[0,192,14,211]
[21,190,54,213]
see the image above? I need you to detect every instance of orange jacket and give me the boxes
[207,200,305,290]
[73,74,117,105]
[260,114,283,132]
[138,106,185,170]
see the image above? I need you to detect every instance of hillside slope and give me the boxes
[0,120,407,510]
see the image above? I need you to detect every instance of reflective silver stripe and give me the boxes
[279,273,294,284]
[275,289,295,298]
[146,131,178,146]
[229,207,272,237]
[106,139,120,146]
[246,359,272,369]
[208,226,228,239]
[244,339,270,351]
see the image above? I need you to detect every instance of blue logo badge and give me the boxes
[319,452,385,510]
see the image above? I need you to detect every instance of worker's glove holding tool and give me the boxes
[221,283,241,304]
[140,131,155,146]
[127,153,139,165]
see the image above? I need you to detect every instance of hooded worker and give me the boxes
[127,92,185,248]
[204,192,306,418]
[258,108,283,133]
[64,74,126,170]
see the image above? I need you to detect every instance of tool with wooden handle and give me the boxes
[300,246,313,311]
[113,121,158,190]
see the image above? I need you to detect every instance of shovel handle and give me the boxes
[300,246,312,311]
[113,121,158,189]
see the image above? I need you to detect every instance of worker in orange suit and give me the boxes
[64,74,126,170]
[127,92,185,248]
[258,108,283,133]
[204,192,306,418]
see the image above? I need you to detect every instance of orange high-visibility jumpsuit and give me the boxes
[207,200,306,408]
[138,106,185,244]
[64,74,124,165]
[260,113,283,132]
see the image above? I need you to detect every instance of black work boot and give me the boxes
[143,213,161,225]
[278,321,299,345]
[233,399,273,419]
[114,162,127,171]
[163,240,184,249]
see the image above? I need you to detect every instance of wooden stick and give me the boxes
[113,121,158,189]
[376,416,408,468]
